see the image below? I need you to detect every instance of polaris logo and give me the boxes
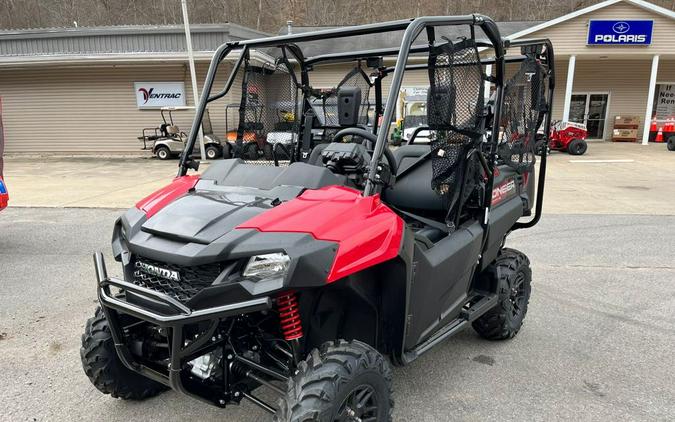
[594,33,646,43]
[135,261,180,282]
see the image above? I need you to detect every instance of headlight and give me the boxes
[242,253,290,279]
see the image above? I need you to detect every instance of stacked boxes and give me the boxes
[612,116,639,142]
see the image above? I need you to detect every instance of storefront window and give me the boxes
[652,84,675,122]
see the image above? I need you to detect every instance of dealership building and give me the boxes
[0,0,673,153]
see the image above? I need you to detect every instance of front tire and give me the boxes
[276,340,393,422]
[473,248,532,340]
[80,307,167,400]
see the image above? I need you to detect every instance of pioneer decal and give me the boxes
[492,178,517,205]
[134,82,186,108]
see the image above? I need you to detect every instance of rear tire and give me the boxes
[80,307,167,400]
[243,143,259,160]
[473,248,532,340]
[155,146,171,160]
[221,143,232,159]
[262,143,274,160]
[276,340,393,422]
[667,136,675,151]
[567,139,587,155]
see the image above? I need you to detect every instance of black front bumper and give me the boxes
[93,251,272,403]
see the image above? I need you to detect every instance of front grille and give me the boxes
[131,256,222,302]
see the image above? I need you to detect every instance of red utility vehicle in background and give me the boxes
[0,98,8,211]
[548,120,588,155]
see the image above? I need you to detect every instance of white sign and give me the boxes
[134,82,186,109]
[655,84,675,120]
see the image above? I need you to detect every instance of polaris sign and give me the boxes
[587,20,653,45]
[134,82,186,108]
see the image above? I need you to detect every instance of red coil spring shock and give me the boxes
[276,291,303,341]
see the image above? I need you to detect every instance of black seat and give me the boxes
[383,145,444,212]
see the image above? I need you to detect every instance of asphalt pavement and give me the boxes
[1,208,673,421]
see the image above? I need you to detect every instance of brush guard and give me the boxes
[92,252,286,411]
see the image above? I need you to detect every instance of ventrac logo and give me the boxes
[135,261,181,282]
[137,87,182,104]
[492,179,516,205]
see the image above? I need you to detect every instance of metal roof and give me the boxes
[277,21,543,57]
[0,19,544,66]
[0,23,270,63]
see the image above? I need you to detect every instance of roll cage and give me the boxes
[178,15,555,230]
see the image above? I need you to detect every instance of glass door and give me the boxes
[570,93,609,139]
[569,94,588,124]
[586,94,609,139]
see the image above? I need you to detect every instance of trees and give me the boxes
[1,0,673,32]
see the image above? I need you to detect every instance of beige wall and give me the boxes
[2,1,673,152]
[527,1,675,57]
[0,61,236,153]
[550,58,669,139]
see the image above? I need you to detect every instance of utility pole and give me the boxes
[181,0,206,160]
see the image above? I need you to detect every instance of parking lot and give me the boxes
[1,141,675,421]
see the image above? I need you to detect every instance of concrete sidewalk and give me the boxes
[2,142,674,214]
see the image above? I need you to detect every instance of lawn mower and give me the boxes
[225,102,273,160]
[548,120,588,155]
[81,16,555,421]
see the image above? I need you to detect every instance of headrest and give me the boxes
[337,86,362,127]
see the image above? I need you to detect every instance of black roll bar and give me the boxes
[363,14,505,196]
[509,38,555,230]
[178,15,504,178]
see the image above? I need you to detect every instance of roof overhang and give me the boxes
[0,49,276,69]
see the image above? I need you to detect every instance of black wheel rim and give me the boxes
[335,384,379,422]
[509,272,526,319]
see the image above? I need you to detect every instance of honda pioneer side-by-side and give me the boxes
[81,15,555,421]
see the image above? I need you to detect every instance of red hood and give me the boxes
[238,185,403,282]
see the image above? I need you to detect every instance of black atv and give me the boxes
[81,15,555,421]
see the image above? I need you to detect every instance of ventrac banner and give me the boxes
[134,82,186,109]
[587,20,653,45]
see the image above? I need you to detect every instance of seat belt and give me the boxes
[300,111,315,161]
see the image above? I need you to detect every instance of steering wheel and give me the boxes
[331,127,398,175]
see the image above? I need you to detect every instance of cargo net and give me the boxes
[310,66,373,128]
[498,58,547,173]
[427,39,484,194]
[234,59,299,163]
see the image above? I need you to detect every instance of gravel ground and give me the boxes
[1,208,674,421]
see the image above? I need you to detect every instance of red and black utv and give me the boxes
[81,15,555,421]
